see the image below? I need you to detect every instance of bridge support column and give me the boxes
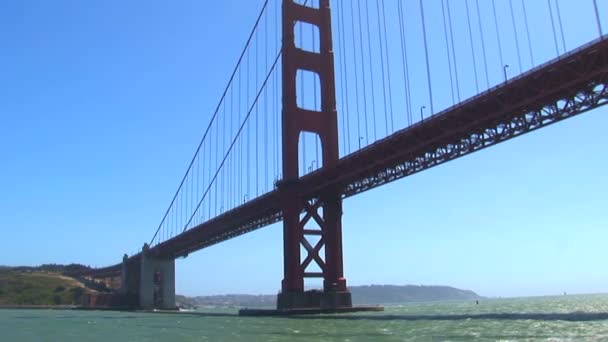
[278,0,352,311]
[139,244,176,310]
[120,254,139,295]
[119,254,141,307]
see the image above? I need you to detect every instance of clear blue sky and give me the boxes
[1,0,606,298]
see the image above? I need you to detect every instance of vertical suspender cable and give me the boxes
[255,30,259,194]
[265,11,269,190]
[554,0,567,52]
[230,85,234,208]
[442,0,455,104]
[377,0,389,135]
[149,0,270,244]
[183,44,282,231]
[492,0,505,78]
[184,173,189,233]
[419,0,434,116]
[275,1,280,180]
[336,0,347,156]
[380,0,395,133]
[221,102,226,213]
[349,0,362,150]
[397,0,412,127]
[465,0,480,93]
[299,22,306,175]
[196,153,199,225]
[216,106,220,216]
[246,48,250,199]
[475,0,490,89]
[179,178,183,234]
[521,0,535,67]
[190,160,194,228]
[204,134,209,220]
[547,0,560,55]
[365,0,378,142]
[339,0,352,154]
[593,0,603,37]
[508,0,523,73]
[312,17,319,165]
[238,65,242,203]
[446,1,461,102]
[356,0,369,145]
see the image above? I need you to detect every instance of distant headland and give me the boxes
[176,284,482,309]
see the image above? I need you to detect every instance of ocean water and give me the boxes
[2,294,608,341]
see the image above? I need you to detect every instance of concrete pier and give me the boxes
[139,244,176,310]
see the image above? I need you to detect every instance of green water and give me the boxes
[2,294,608,341]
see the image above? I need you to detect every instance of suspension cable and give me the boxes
[265,11,269,190]
[364,0,378,142]
[554,0,567,52]
[300,22,307,176]
[337,0,350,155]
[420,0,434,115]
[380,0,395,133]
[441,0,455,104]
[377,0,390,134]
[521,0,535,67]
[150,0,270,245]
[475,0,490,88]
[356,0,369,146]
[465,0,480,93]
[547,0,560,55]
[184,50,283,232]
[491,0,505,80]
[255,28,260,194]
[593,0,603,37]
[508,0,523,73]
[312,21,319,166]
[349,0,362,149]
[397,0,412,126]
[446,1,461,102]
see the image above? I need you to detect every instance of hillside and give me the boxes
[177,285,482,308]
[351,285,481,304]
[0,270,89,306]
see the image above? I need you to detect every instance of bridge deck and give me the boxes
[82,36,608,278]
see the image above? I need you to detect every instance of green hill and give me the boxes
[350,285,481,304]
[176,285,482,308]
[0,270,88,306]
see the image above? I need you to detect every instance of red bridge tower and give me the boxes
[277,0,352,310]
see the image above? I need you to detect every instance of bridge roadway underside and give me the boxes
[82,36,608,297]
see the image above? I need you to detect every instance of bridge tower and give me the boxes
[278,0,351,310]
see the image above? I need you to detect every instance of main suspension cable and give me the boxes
[150,0,270,245]
[184,50,283,232]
